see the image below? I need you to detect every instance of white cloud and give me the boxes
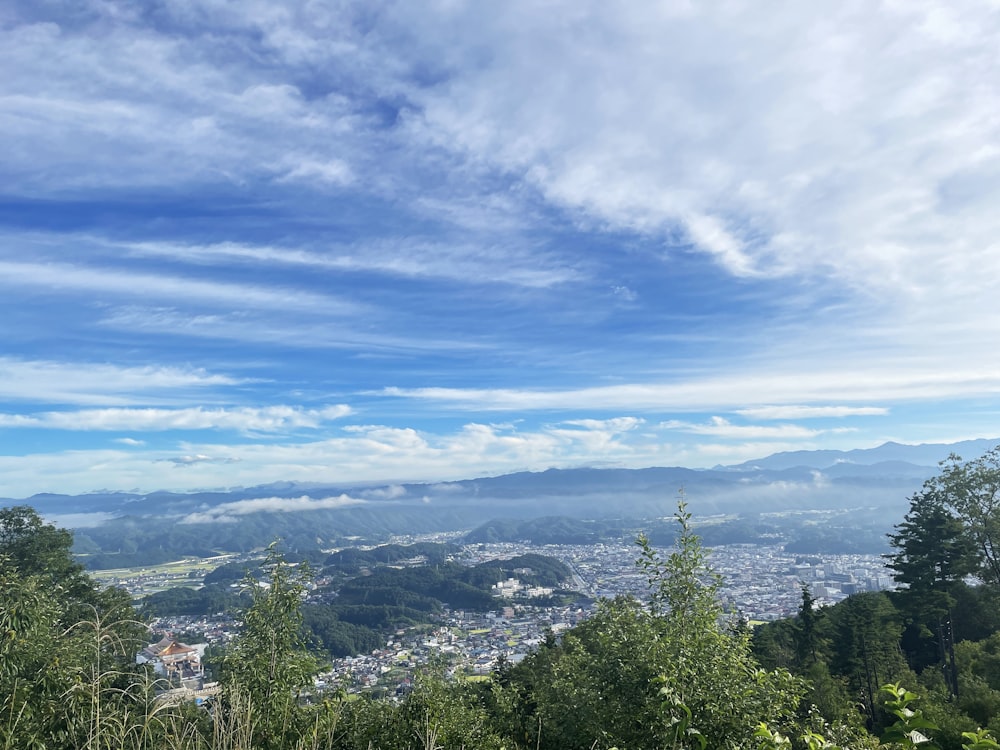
[380,365,1000,412]
[611,285,637,302]
[0,358,238,405]
[4,3,1000,499]
[7,2,1000,334]
[0,414,990,498]
[164,454,240,466]
[0,13,362,191]
[660,417,821,440]
[561,417,644,432]
[683,214,757,277]
[95,305,486,353]
[387,1,1000,345]
[0,405,352,433]
[179,494,366,524]
[359,484,407,500]
[736,405,890,420]
[125,239,583,289]
[276,156,354,185]
[0,260,358,315]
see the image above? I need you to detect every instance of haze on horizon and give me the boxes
[3,2,1000,499]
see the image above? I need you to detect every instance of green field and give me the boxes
[89,555,238,594]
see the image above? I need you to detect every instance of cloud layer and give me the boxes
[1,1,999,496]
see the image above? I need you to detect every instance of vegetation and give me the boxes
[752,448,1000,748]
[9,448,1000,748]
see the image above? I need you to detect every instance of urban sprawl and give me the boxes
[112,537,895,699]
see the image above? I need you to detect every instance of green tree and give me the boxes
[0,511,151,750]
[928,448,1000,588]
[888,490,979,609]
[505,498,804,750]
[220,545,327,750]
[889,454,992,695]
[795,583,826,669]
[827,592,910,729]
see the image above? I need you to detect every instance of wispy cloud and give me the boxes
[660,417,821,440]
[163,454,241,467]
[95,306,488,353]
[0,260,358,314]
[736,405,890,420]
[399,2,1000,308]
[545,417,646,452]
[0,405,352,433]
[114,438,146,446]
[126,240,582,289]
[1,15,362,191]
[3,2,1000,496]
[561,417,644,432]
[380,367,1000,412]
[0,416,994,498]
[359,485,407,500]
[0,358,238,406]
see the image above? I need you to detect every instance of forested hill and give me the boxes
[140,542,574,658]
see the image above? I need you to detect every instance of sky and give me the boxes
[2,0,1000,498]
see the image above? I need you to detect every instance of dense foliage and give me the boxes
[752,448,1000,749]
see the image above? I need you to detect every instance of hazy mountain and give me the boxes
[726,437,997,472]
[15,438,999,525]
[5,438,997,566]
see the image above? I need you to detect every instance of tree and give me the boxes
[0,506,140,640]
[220,545,325,750]
[636,501,804,748]
[0,511,150,749]
[888,489,980,606]
[888,489,979,693]
[503,497,804,750]
[827,592,910,728]
[0,505,79,578]
[794,583,825,669]
[927,448,1000,587]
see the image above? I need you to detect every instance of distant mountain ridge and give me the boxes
[4,437,998,568]
[725,437,998,472]
[6,437,997,513]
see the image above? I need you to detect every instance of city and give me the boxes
[140,536,896,698]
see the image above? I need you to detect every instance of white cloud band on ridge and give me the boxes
[180,494,367,524]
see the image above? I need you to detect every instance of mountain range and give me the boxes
[6,437,994,530]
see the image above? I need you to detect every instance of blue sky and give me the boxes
[2,1,1000,498]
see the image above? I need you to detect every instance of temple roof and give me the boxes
[143,637,197,658]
